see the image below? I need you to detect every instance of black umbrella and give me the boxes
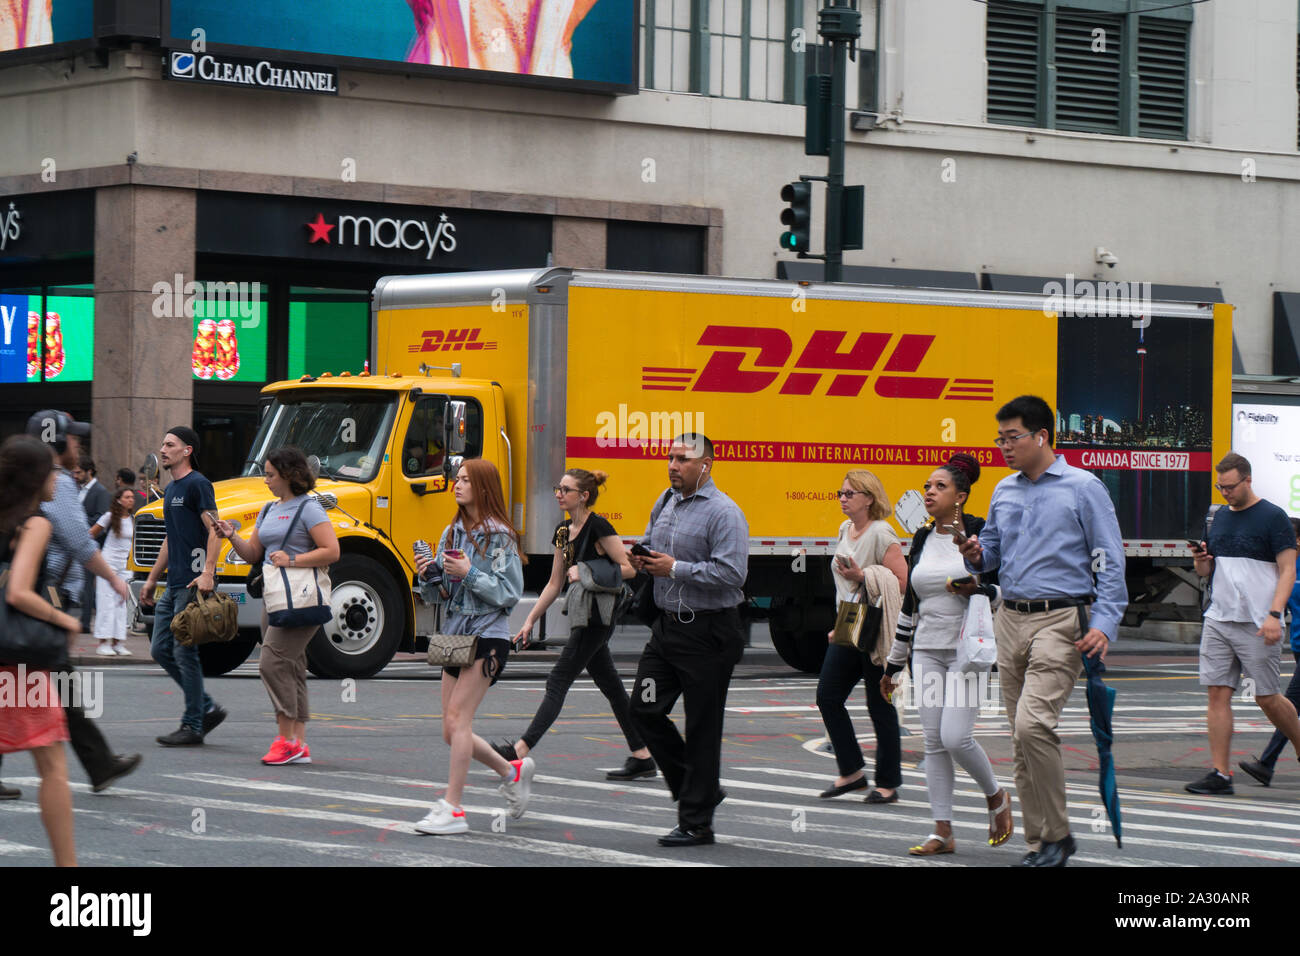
[1081,650,1122,848]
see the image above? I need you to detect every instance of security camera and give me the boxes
[1094,246,1118,269]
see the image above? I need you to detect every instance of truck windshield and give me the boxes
[243,392,398,484]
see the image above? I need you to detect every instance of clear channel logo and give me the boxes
[171,52,196,78]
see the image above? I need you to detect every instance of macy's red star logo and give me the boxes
[305,213,335,244]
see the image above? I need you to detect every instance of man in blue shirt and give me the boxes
[1187,455,1300,794]
[959,395,1127,867]
[140,426,228,746]
[1239,517,1300,786]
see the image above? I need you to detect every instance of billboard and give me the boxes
[0,0,93,57]
[1233,401,1300,518]
[0,291,94,383]
[164,0,637,93]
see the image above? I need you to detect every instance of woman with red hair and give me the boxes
[413,458,528,834]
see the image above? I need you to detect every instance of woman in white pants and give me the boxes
[880,454,1013,855]
[90,488,137,656]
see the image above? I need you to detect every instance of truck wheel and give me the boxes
[306,554,403,679]
[199,636,258,677]
[769,598,831,674]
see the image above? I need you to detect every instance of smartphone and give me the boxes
[943,524,969,545]
[631,543,655,557]
[949,575,975,587]
[1187,539,1207,553]
[444,548,464,559]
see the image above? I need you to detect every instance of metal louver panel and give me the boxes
[132,515,166,569]
[1138,15,1189,139]
[987,1,1041,127]
[1054,10,1123,134]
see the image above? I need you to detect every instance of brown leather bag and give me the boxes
[172,587,240,647]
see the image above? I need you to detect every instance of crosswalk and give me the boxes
[3,751,1297,866]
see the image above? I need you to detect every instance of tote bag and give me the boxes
[262,499,333,628]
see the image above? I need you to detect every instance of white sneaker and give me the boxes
[113,644,132,656]
[499,756,535,819]
[414,799,468,835]
[96,643,116,656]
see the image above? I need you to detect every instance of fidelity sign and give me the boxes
[166,51,338,95]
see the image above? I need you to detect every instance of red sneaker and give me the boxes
[287,740,312,764]
[261,736,297,765]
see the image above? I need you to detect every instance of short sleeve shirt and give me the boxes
[831,519,898,603]
[256,496,331,559]
[1205,498,1296,627]
[162,471,217,588]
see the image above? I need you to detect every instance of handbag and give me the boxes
[426,632,479,667]
[629,489,674,626]
[956,592,997,673]
[243,503,273,599]
[262,499,333,628]
[0,564,69,668]
[172,587,241,647]
[832,586,883,652]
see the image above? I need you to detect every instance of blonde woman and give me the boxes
[817,470,908,802]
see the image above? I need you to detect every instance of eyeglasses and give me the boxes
[553,485,579,496]
[1214,479,1247,493]
[993,431,1036,448]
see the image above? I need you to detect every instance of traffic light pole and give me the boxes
[819,0,859,283]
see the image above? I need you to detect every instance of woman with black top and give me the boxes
[492,469,656,781]
[880,454,1013,855]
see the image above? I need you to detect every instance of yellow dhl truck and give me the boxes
[129,268,1232,677]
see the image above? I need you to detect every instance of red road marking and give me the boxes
[377,823,399,843]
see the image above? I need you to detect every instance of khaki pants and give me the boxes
[259,610,317,723]
[995,605,1083,849]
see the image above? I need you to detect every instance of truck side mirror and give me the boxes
[307,455,321,479]
[445,401,468,455]
[141,453,159,481]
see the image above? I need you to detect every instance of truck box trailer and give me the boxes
[129,268,1232,676]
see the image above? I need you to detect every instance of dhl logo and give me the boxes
[408,328,498,353]
[641,325,993,400]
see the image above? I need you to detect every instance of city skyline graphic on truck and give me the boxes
[640,325,993,401]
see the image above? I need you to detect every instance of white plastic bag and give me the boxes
[957,593,997,673]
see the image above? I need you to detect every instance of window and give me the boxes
[400,395,484,479]
[986,0,1191,139]
[642,0,877,104]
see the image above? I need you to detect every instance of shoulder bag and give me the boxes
[263,499,333,628]
[427,525,477,666]
[243,502,274,599]
[629,489,675,626]
[0,564,70,669]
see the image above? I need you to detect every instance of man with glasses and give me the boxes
[958,395,1126,867]
[1185,453,1300,795]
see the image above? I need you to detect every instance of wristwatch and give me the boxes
[290,554,296,567]
[669,560,678,580]
[1269,610,1282,619]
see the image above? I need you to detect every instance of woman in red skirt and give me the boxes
[0,434,81,866]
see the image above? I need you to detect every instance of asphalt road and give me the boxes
[2,637,1298,868]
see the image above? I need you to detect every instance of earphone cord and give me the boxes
[665,469,705,624]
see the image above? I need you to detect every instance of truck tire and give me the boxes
[306,554,403,679]
[199,633,259,677]
[769,597,831,674]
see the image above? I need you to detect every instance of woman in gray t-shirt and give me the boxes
[218,447,339,767]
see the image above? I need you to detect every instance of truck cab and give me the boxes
[129,371,498,677]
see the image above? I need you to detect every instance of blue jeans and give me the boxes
[1260,658,1300,770]
[150,586,214,733]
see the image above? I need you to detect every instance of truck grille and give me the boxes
[132,515,166,568]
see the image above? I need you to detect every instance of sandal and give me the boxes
[908,833,955,856]
[987,789,1013,846]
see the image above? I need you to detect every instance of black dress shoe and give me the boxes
[1238,758,1273,787]
[202,704,228,737]
[0,781,20,800]
[1014,850,1039,867]
[157,726,204,746]
[1029,834,1076,867]
[819,777,868,799]
[606,756,657,780]
[658,825,715,847]
[92,753,142,793]
[491,739,519,762]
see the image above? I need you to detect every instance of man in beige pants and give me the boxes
[959,396,1128,867]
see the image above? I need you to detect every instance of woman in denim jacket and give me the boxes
[412,458,530,835]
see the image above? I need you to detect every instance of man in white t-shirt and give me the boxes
[1186,453,1300,795]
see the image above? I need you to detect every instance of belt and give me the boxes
[1006,598,1091,614]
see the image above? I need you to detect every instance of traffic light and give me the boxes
[780,181,812,253]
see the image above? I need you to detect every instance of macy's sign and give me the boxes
[305,211,457,260]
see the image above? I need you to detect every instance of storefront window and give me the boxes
[191,282,268,382]
[288,287,370,379]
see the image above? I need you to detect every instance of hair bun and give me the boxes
[946,453,981,486]
[592,470,608,487]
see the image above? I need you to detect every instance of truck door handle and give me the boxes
[411,482,428,496]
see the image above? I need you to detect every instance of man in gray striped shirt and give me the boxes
[629,433,749,847]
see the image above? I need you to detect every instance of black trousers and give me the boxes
[816,643,902,787]
[630,607,744,829]
[1261,657,1300,770]
[521,617,646,752]
[0,661,117,785]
